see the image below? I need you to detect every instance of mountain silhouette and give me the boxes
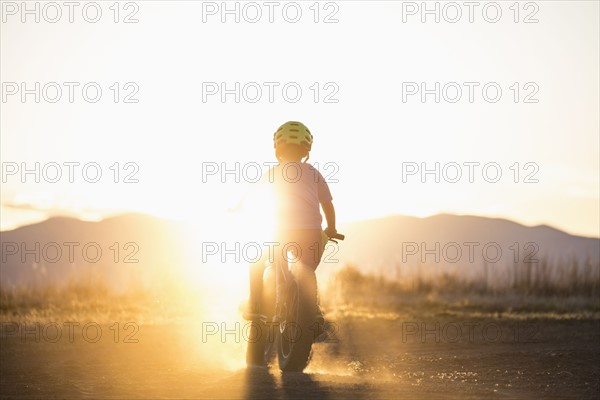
[331,214,599,286]
[1,213,598,290]
[0,213,187,291]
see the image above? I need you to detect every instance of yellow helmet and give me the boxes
[273,121,313,151]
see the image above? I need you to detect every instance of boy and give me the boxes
[244,121,338,320]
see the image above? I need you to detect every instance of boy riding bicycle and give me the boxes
[243,121,338,322]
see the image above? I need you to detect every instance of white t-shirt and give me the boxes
[265,162,333,230]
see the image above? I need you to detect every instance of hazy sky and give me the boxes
[1,1,599,237]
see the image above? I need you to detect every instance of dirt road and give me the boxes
[1,312,598,399]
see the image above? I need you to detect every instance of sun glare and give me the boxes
[161,180,278,329]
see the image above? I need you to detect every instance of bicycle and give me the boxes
[246,231,345,371]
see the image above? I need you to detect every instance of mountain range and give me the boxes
[1,213,598,290]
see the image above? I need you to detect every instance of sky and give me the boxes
[1,0,599,237]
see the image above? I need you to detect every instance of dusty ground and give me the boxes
[1,310,599,399]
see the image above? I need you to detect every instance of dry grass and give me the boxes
[0,276,202,324]
[2,258,599,324]
[325,260,600,314]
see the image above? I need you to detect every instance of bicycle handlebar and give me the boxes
[329,233,345,241]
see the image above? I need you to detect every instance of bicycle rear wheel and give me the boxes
[277,264,318,372]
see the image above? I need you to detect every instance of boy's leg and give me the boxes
[293,230,328,338]
[273,230,291,323]
[268,230,326,324]
[294,229,324,271]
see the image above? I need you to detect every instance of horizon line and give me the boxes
[2,208,598,240]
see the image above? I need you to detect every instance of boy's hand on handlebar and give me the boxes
[325,226,338,238]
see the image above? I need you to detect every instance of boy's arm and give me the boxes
[321,200,337,237]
